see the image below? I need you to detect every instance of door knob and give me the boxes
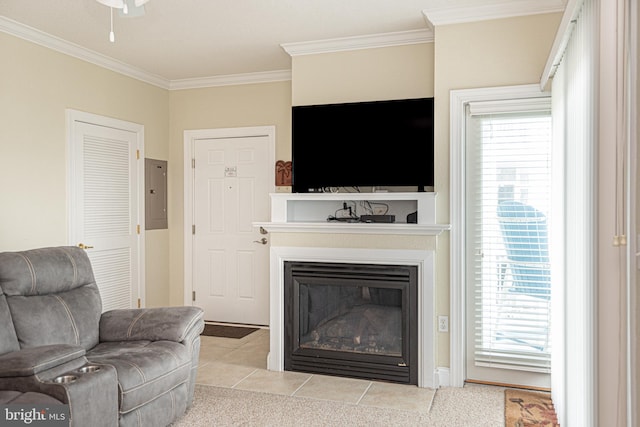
[78,243,94,249]
[253,238,268,245]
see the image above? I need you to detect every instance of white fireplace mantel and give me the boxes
[255,222,449,235]
[254,192,451,235]
[262,192,447,389]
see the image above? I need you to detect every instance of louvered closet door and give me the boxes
[70,120,141,311]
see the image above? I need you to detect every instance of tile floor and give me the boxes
[196,327,435,413]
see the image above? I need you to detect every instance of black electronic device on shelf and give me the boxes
[359,214,396,223]
[291,97,434,193]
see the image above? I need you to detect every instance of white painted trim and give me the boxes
[280,30,434,57]
[169,70,292,90]
[66,109,146,308]
[267,246,436,389]
[183,126,277,307]
[449,84,550,388]
[422,0,566,27]
[434,367,450,388]
[254,222,450,235]
[540,0,585,90]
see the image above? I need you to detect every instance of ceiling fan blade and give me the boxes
[96,0,125,8]
[119,0,146,17]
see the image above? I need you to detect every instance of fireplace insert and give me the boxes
[284,261,418,384]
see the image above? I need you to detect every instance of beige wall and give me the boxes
[292,43,434,105]
[0,32,171,307]
[167,82,292,305]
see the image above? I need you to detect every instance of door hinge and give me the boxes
[137,298,141,308]
[192,291,196,302]
[137,224,141,234]
[192,158,195,169]
[192,224,196,235]
[136,149,140,160]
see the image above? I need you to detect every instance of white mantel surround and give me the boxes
[255,192,450,389]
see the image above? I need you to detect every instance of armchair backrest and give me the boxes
[0,247,102,351]
[497,200,550,299]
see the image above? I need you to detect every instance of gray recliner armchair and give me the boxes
[0,246,204,426]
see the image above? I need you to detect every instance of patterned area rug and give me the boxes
[505,389,560,426]
[200,324,258,339]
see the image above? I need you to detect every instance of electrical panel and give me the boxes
[145,158,167,230]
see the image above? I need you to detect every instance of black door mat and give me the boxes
[201,324,259,339]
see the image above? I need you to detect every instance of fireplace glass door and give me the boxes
[284,262,417,384]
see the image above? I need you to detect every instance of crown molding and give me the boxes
[422,0,566,27]
[169,70,292,90]
[281,29,434,57]
[0,16,291,90]
[0,16,170,89]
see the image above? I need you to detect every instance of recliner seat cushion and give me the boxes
[86,340,191,414]
[0,391,63,405]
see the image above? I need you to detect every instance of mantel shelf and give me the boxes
[254,221,451,235]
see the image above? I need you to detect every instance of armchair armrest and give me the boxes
[99,306,204,343]
[0,344,85,377]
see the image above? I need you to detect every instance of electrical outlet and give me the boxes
[438,315,449,332]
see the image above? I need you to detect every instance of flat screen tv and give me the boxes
[291,97,434,193]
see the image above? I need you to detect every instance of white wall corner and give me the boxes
[434,367,450,388]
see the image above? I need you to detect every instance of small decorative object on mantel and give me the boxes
[275,160,292,186]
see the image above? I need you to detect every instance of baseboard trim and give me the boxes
[434,367,450,388]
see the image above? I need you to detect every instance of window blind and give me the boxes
[549,0,597,423]
[466,105,553,373]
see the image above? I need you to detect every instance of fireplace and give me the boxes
[260,193,446,389]
[284,261,418,384]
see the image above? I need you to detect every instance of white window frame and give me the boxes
[449,84,551,387]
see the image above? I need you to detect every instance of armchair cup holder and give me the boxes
[49,365,102,384]
[77,365,101,374]
[51,375,77,384]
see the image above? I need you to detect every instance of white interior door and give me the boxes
[67,110,144,311]
[191,129,273,325]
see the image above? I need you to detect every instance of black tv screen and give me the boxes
[291,97,434,193]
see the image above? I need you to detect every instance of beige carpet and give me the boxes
[173,383,505,427]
